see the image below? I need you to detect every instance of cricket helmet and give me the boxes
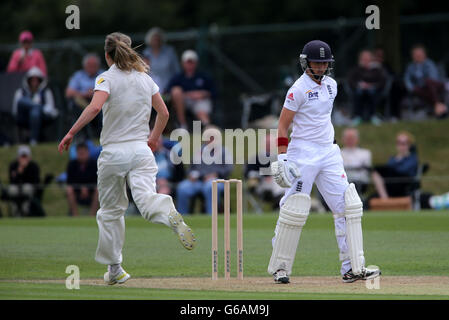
[299,40,334,80]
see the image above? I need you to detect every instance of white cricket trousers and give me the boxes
[277,139,352,275]
[95,141,175,265]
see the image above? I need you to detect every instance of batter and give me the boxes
[269,40,381,284]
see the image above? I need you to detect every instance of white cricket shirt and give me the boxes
[94,64,159,146]
[283,73,337,145]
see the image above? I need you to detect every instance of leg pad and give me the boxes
[268,193,311,275]
[344,183,365,274]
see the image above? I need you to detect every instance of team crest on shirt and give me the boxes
[97,77,105,84]
[306,90,319,100]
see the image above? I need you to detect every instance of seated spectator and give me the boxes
[371,131,418,199]
[245,134,283,210]
[142,27,180,94]
[153,136,175,195]
[66,142,99,216]
[340,128,372,196]
[12,66,59,145]
[404,44,448,118]
[69,139,102,161]
[7,30,47,76]
[65,53,104,137]
[176,125,233,214]
[348,49,387,125]
[167,50,217,129]
[56,139,102,185]
[5,145,45,216]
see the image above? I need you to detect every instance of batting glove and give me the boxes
[271,154,301,188]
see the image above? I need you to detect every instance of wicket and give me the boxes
[211,179,243,280]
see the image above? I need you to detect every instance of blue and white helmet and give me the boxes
[299,40,334,80]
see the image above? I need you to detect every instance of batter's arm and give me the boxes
[277,107,296,154]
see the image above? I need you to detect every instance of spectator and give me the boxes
[340,128,372,196]
[142,27,180,94]
[245,134,284,209]
[66,53,104,137]
[176,125,233,214]
[404,44,448,118]
[12,66,59,145]
[66,142,99,216]
[167,50,217,129]
[371,131,418,199]
[69,139,102,161]
[153,136,175,195]
[7,30,47,76]
[5,145,44,216]
[348,49,387,125]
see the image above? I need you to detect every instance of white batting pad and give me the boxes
[344,183,365,275]
[268,193,311,275]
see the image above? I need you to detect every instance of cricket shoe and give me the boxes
[104,267,131,285]
[273,269,290,284]
[168,210,197,250]
[342,267,381,283]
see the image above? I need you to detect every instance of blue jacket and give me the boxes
[167,71,217,99]
[387,153,418,177]
[404,58,440,91]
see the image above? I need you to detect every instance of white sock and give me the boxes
[109,264,121,275]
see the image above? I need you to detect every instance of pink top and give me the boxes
[7,48,47,76]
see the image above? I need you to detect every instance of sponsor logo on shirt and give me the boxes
[287,92,294,101]
[306,90,319,100]
[97,77,105,84]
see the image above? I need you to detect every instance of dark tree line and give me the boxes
[1,0,447,43]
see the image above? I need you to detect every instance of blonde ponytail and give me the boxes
[104,32,149,73]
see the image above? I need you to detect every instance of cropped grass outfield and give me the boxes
[1,211,449,299]
[1,119,449,299]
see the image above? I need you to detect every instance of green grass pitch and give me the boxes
[1,210,449,300]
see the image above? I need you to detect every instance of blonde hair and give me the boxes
[396,130,415,145]
[104,32,149,73]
